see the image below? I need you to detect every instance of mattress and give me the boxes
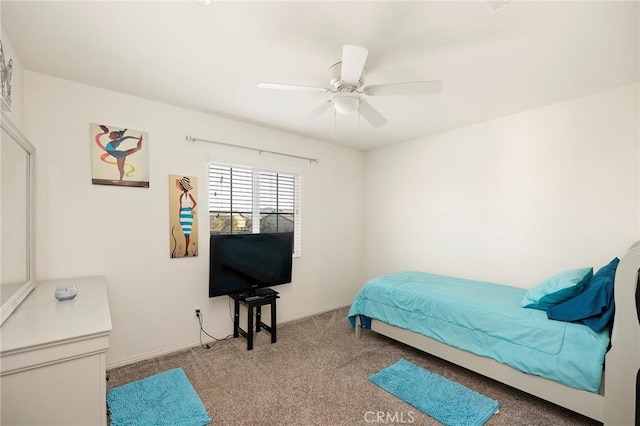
[348,271,610,393]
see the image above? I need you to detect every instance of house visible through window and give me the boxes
[209,163,301,256]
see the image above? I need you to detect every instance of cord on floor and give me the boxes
[196,310,233,349]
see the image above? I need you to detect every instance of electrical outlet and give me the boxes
[194,308,201,319]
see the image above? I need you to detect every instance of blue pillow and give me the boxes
[547,258,619,332]
[521,267,593,310]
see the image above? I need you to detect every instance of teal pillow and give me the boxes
[547,258,619,332]
[521,267,593,310]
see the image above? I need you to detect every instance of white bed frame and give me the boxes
[355,241,639,425]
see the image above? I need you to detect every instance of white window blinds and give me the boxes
[209,163,301,257]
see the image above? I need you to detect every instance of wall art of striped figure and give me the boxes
[169,175,198,258]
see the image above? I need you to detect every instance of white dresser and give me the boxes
[0,276,112,425]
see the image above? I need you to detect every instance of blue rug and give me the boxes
[107,368,211,426]
[369,359,500,426]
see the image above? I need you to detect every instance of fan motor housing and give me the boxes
[329,62,366,92]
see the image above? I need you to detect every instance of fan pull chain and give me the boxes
[333,108,337,139]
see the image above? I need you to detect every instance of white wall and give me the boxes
[363,84,639,288]
[24,72,364,367]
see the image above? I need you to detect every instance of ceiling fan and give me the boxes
[257,45,442,128]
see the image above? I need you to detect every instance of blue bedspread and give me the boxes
[348,271,609,393]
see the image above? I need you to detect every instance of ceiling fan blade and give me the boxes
[257,82,329,93]
[298,100,332,123]
[358,99,388,128]
[364,81,442,96]
[341,45,368,85]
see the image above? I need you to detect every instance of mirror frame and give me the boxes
[1,111,36,325]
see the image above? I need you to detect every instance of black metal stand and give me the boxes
[230,288,279,350]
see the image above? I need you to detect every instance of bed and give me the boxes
[349,241,639,425]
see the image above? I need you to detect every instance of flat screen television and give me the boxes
[209,232,293,297]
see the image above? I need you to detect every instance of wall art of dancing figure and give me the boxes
[90,123,149,187]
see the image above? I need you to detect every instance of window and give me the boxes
[209,163,301,256]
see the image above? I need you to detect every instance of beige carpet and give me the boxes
[107,306,599,425]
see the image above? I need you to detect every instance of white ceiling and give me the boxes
[2,1,638,151]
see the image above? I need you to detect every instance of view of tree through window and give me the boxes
[209,165,253,234]
[259,171,295,234]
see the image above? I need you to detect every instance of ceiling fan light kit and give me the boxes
[257,44,442,128]
[333,93,360,114]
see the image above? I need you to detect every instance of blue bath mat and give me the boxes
[107,367,211,426]
[369,359,500,426]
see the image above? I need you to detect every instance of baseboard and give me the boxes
[106,304,351,370]
[279,303,350,326]
[107,341,202,370]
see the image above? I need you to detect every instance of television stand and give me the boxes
[230,288,279,350]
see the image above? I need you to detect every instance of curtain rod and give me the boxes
[186,135,319,163]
